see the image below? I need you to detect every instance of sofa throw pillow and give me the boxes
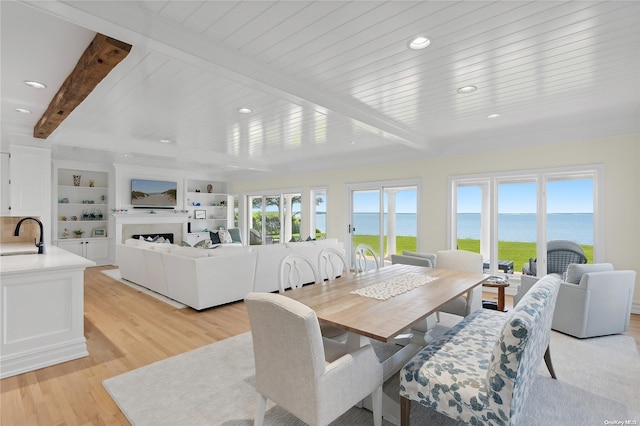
[209,231,221,244]
[228,227,242,244]
[219,230,233,244]
[180,240,192,247]
[194,239,209,248]
[564,263,613,284]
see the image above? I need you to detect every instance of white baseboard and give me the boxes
[0,338,88,379]
[632,300,640,315]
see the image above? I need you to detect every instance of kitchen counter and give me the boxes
[0,245,95,274]
[0,246,95,378]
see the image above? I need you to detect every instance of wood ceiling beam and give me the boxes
[34,33,131,139]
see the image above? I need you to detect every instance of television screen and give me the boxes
[131,179,177,207]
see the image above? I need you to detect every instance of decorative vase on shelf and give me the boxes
[207,184,213,193]
[73,175,81,186]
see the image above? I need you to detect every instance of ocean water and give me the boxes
[342,212,593,245]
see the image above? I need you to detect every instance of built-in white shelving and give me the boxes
[53,167,112,264]
[185,179,231,233]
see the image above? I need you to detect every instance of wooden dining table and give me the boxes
[283,263,490,425]
[284,263,489,343]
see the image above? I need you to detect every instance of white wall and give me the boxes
[231,134,640,307]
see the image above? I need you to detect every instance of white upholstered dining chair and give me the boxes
[245,292,383,426]
[435,250,484,318]
[280,253,347,341]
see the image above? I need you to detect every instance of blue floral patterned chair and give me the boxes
[399,275,561,425]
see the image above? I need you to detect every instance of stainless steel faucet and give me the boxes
[14,216,45,254]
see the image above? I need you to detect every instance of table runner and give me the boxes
[351,272,439,300]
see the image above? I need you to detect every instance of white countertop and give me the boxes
[0,246,95,275]
[0,242,38,256]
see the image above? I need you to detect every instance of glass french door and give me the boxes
[248,195,281,245]
[347,182,418,267]
[248,192,302,244]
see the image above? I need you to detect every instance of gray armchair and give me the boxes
[523,240,587,276]
[516,263,636,338]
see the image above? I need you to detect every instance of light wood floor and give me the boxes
[2,266,639,426]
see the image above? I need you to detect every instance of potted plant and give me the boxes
[73,229,84,238]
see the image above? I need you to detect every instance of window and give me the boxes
[310,188,327,239]
[231,194,239,228]
[247,191,302,244]
[450,166,601,276]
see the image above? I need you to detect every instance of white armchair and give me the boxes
[245,292,382,426]
[516,263,636,338]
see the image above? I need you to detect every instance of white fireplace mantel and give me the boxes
[112,212,190,244]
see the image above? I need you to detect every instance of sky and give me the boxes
[457,179,594,213]
[353,189,417,213]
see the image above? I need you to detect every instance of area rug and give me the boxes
[101,269,187,309]
[103,330,639,426]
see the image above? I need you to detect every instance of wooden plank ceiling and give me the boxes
[1,1,638,179]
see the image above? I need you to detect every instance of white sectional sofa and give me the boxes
[116,238,344,310]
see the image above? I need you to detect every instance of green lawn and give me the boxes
[352,235,593,271]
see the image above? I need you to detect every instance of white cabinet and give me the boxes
[0,246,93,378]
[7,146,51,217]
[55,238,110,264]
[1,152,10,215]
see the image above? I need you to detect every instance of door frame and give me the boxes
[344,179,421,267]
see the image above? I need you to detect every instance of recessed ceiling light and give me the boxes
[15,108,32,114]
[488,113,501,119]
[23,80,46,89]
[457,85,477,94]
[408,36,431,50]
[159,139,172,144]
[238,107,252,114]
